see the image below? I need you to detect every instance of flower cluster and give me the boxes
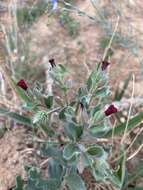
[17,58,118,116]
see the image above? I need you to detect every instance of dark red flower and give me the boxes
[101,60,110,71]
[49,58,56,68]
[79,102,84,111]
[104,104,118,116]
[17,79,28,91]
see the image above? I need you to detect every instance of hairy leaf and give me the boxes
[63,121,83,141]
[44,95,53,109]
[66,174,86,190]
[63,144,80,160]
[13,176,24,190]
[0,107,31,126]
[86,145,104,158]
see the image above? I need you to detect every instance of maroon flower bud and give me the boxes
[79,102,84,111]
[104,104,118,116]
[101,60,110,71]
[49,58,56,68]
[17,79,28,91]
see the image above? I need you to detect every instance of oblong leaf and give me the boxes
[0,107,31,126]
[44,95,53,109]
[66,174,86,190]
[86,145,104,158]
[89,123,109,138]
[48,159,65,183]
[13,176,24,190]
[63,144,79,160]
[63,122,83,141]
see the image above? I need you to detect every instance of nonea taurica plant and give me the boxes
[12,58,127,190]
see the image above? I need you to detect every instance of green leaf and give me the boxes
[86,75,92,91]
[25,166,62,190]
[116,150,126,189]
[29,167,40,180]
[105,112,143,137]
[32,111,47,124]
[66,174,86,190]
[80,153,93,168]
[22,102,36,112]
[0,107,31,126]
[58,64,67,73]
[63,121,83,141]
[77,87,88,98]
[49,64,67,91]
[92,160,110,182]
[89,123,109,138]
[63,144,80,160]
[90,104,101,116]
[25,167,42,190]
[90,110,104,124]
[95,86,109,97]
[13,176,24,190]
[86,145,104,158]
[59,107,67,120]
[59,107,74,121]
[37,178,60,190]
[110,150,126,189]
[40,145,66,165]
[41,145,61,158]
[44,95,53,109]
[48,159,65,184]
[41,124,55,137]
[86,65,99,91]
